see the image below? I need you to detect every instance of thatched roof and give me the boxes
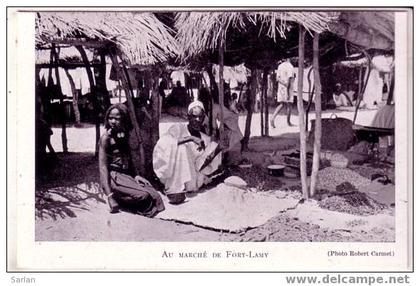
[36,12,179,65]
[174,11,337,60]
[329,11,394,51]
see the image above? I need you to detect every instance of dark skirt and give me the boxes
[110,171,165,217]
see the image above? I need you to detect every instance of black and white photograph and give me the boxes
[7,7,413,272]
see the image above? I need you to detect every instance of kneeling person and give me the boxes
[99,103,164,216]
[153,101,222,204]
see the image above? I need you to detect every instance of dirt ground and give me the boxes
[36,109,395,242]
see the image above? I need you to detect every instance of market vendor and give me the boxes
[153,100,222,204]
[332,83,352,107]
[99,103,164,216]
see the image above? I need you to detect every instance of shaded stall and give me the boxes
[329,11,395,122]
[175,11,336,198]
[36,12,179,176]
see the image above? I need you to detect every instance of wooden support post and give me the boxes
[64,68,81,126]
[149,69,160,149]
[97,51,110,108]
[263,69,269,136]
[108,52,145,175]
[76,46,95,92]
[309,32,322,198]
[242,68,257,151]
[218,37,225,140]
[47,48,54,87]
[52,45,68,153]
[260,71,264,137]
[140,69,161,177]
[386,72,394,105]
[357,66,363,97]
[305,67,314,132]
[353,63,372,123]
[237,82,244,111]
[206,66,216,136]
[297,25,308,200]
[76,45,100,156]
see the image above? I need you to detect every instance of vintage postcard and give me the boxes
[7,7,413,272]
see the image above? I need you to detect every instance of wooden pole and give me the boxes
[309,32,322,198]
[118,80,122,103]
[140,69,161,176]
[109,52,145,175]
[305,67,314,131]
[242,68,257,151]
[237,83,244,110]
[150,69,160,150]
[353,62,372,123]
[263,69,269,136]
[305,86,315,132]
[63,68,81,126]
[52,45,68,153]
[357,66,363,97]
[386,71,394,105]
[76,45,100,156]
[206,65,217,136]
[297,25,308,200]
[47,48,54,87]
[260,71,264,137]
[218,36,225,140]
[98,51,110,107]
[76,46,95,92]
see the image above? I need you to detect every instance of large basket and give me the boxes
[308,114,356,151]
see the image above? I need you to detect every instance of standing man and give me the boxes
[271,58,295,128]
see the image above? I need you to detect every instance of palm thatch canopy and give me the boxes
[175,11,337,60]
[329,11,394,51]
[36,12,179,65]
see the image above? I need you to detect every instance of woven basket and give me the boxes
[308,115,356,151]
[330,159,348,168]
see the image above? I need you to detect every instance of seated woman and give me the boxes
[153,101,222,204]
[99,103,164,216]
[332,83,351,107]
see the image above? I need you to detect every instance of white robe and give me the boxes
[333,92,350,107]
[276,61,295,103]
[153,123,222,195]
[363,69,383,109]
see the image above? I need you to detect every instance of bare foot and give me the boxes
[108,196,119,213]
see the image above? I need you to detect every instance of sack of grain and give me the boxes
[308,117,356,151]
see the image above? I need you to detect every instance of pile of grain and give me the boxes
[318,191,387,216]
[317,167,371,191]
[234,214,348,242]
[229,166,285,191]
